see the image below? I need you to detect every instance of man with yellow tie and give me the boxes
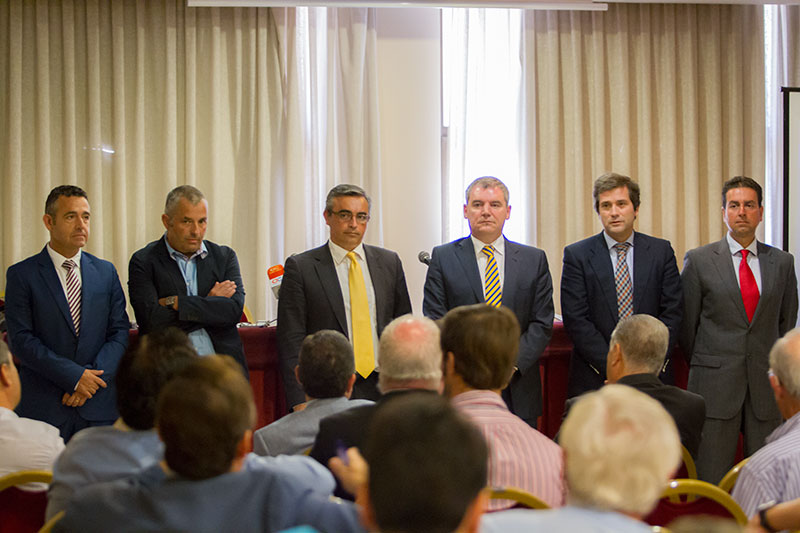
[423,176,554,427]
[278,184,412,409]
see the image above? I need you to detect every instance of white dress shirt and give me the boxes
[471,235,506,295]
[0,407,65,491]
[46,244,82,299]
[726,233,762,293]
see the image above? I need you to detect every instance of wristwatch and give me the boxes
[758,500,778,533]
[164,295,177,308]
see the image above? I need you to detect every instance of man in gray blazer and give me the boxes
[277,184,412,409]
[681,176,798,483]
[253,330,372,456]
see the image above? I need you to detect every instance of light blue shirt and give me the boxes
[481,505,652,533]
[604,230,635,282]
[164,235,215,356]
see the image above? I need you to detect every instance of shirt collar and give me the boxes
[603,230,635,251]
[328,240,366,265]
[726,232,758,257]
[471,235,505,257]
[451,389,509,409]
[164,233,207,261]
[47,243,81,269]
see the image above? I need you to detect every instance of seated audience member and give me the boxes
[441,304,564,509]
[309,315,442,498]
[482,385,681,532]
[254,330,372,456]
[733,328,800,517]
[56,356,364,533]
[46,328,197,519]
[330,393,489,533]
[562,314,706,458]
[0,340,64,488]
[746,495,800,532]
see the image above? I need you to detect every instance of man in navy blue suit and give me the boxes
[5,185,129,441]
[423,176,554,427]
[561,172,682,398]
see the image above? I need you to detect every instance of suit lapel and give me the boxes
[455,238,484,303]
[710,238,749,323]
[752,242,776,325]
[36,248,75,335]
[503,239,519,310]
[314,246,347,333]
[587,233,618,319]
[632,233,652,311]
[78,253,98,343]
[364,245,388,330]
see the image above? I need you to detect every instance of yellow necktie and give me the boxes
[482,246,502,307]
[347,252,375,377]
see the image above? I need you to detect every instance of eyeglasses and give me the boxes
[331,210,370,223]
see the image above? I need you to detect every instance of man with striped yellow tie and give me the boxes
[278,184,412,410]
[423,176,554,427]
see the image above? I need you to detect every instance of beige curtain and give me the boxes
[522,4,766,312]
[0,1,380,322]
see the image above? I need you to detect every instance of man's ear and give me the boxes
[344,373,357,398]
[161,213,171,231]
[0,364,11,387]
[236,429,253,458]
[769,372,783,399]
[294,365,302,386]
[458,488,489,533]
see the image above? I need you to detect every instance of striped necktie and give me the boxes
[614,242,633,319]
[347,252,375,378]
[481,246,502,307]
[62,259,82,335]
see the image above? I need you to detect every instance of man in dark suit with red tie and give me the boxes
[561,173,683,398]
[681,176,798,483]
[5,185,129,441]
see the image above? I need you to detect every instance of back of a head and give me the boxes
[298,330,355,399]
[440,304,520,390]
[117,328,198,430]
[156,355,255,480]
[769,328,800,398]
[363,393,488,533]
[378,315,442,391]
[559,384,681,516]
[610,315,669,375]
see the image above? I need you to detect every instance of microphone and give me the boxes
[418,251,431,266]
[268,265,284,300]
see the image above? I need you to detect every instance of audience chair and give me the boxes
[718,457,749,494]
[488,486,550,510]
[644,479,747,527]
[0,470,53,533]
[38,511,64,533]
[675,445,698,480]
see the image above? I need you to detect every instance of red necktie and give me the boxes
[739,249,759,322]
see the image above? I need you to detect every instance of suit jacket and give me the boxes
[252,397,373,457]
[5,247,130,425]
[277,243,412,407]
[128,236,247,375]
[56,460,364,533]
[310,389,433,499]
[422,237,554,422]
[680,239,798,421]
[561,232,683,396]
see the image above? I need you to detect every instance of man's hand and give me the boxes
[328,447,369,497]
[61,392,88,407]
[208,280,237,298]
[75,369,106,398]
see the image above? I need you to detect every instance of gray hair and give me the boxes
[769,328,800,398]
[464,176,509,205]
[609,315,669,375]
[325,184,371,213]
[560,384,680,516]
[165,185,205,217]
[593,172,640,212]
[378,315,442,391]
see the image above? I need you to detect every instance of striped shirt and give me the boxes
[732,411,800,516]
[452,390,565,510]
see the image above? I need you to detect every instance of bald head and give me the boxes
[378,315,442,393]
[770,328,800,399]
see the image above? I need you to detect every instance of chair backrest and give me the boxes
[38,511,64,533]
[0,470,53,533]
[644,478,747,527]
[488,486,550,510]
[718,457,750,494]
[675,445,697,480]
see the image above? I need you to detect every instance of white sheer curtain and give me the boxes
[441,9,526,244]
[0,1,381,322]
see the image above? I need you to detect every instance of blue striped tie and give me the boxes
[481,246,502,307]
